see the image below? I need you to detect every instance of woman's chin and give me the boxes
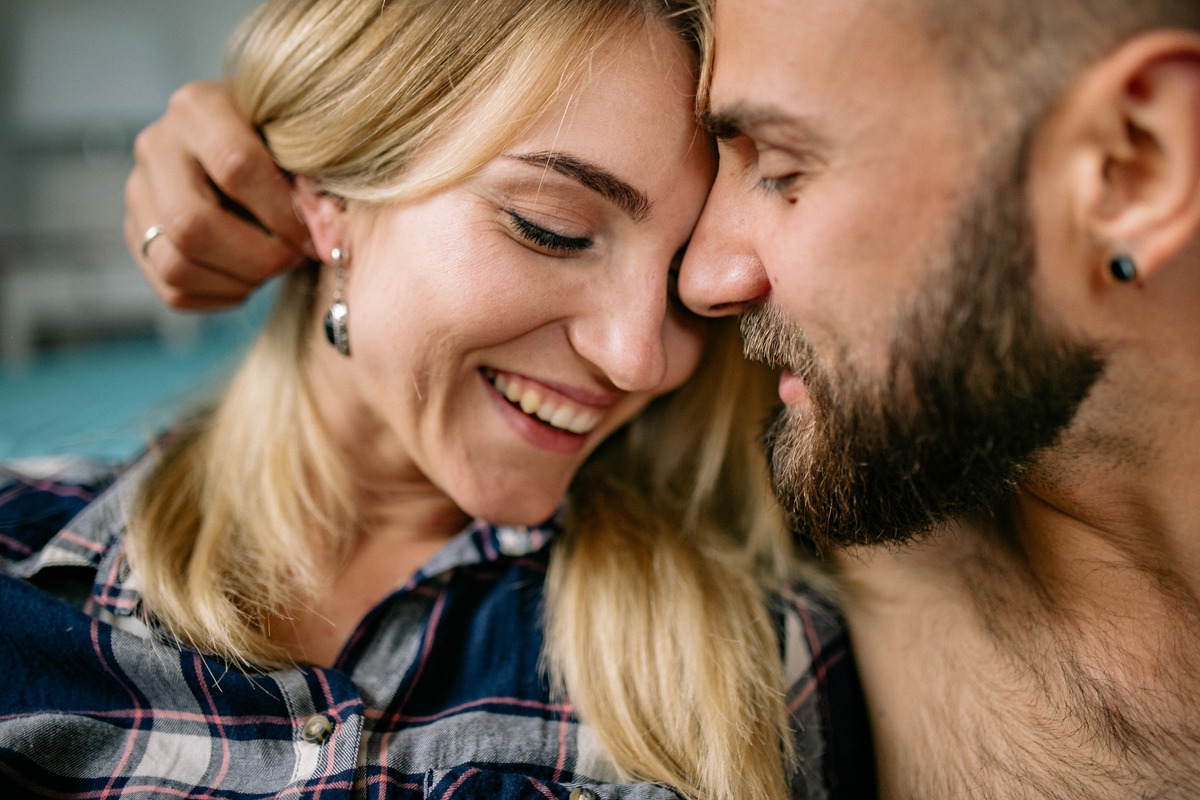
[460,491,564,529]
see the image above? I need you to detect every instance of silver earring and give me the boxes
[323,247,350,356]
[1109,253,1137,283]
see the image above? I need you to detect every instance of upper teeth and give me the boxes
[491,371,601,434]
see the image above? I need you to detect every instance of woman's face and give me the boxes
[302,22,715,525]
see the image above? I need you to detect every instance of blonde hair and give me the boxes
[128,2,827,798]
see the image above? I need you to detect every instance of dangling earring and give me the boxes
[323,247,351,356]
[1109,252,1138,283]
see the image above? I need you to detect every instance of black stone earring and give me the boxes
[1109,253,1137,283]
[323,247,350,356]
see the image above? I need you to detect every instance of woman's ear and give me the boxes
[1070,31,1200,278]
[293,175,348,260]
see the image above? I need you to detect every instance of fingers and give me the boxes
[122,202,262,310]
[168,81,314,257]
[123,81,314,310]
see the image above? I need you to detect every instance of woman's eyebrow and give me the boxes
[505,151,651,222]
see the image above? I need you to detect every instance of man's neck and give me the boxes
[837,503,1200,799]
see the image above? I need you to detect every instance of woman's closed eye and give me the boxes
[506,209,593,254]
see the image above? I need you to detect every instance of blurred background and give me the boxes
[0,0,269,461]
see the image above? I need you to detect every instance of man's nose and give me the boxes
[679,159,771,318]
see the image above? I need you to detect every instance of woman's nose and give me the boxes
[570,271,670,393]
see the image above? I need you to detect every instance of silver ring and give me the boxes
[140,224,167,259]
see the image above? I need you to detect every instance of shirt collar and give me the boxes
[21,455,148,618]
[406,513,561,590]
[29,452,562,618]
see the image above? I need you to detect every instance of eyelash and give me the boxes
[506,209,592,253]
[715,136,804,199]
[755,175,798,196]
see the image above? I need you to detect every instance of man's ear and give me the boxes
[292,175,349,261]
[1066,31,1200,279]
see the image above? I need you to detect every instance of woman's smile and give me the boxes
[482,368,605,434]
[480,368,608,456]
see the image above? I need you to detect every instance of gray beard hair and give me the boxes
[740,137,1102,553]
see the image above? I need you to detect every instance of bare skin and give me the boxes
[840,510,1200,798]
[270,495,467,668]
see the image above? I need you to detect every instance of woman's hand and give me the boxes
[123,80,315,309]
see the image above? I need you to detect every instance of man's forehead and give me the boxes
[712,0,880,51]
[708,0,946,128]
[709,0,873,94]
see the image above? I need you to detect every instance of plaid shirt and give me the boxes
[0,456,875,799]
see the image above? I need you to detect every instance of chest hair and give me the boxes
[851,534,1200,800]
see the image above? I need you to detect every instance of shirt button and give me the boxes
[568,789,598,800]
[300,714,334,744]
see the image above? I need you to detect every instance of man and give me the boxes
[124,0,1200,796]
[679,0,1200,796]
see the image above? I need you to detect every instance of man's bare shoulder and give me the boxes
[837,524,1200,800]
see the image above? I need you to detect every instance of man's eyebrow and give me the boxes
[701,108,745,140]
[505,151,651,222]
[702,104,814,142]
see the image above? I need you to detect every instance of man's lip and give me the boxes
[779,368,809,405]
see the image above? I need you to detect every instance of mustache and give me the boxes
[739,304,812,372]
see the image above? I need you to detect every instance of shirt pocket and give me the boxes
[423,766,685,799]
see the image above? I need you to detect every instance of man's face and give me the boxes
[681,0,1102,548]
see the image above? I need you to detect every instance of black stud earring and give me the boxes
[1109,253,1137,283]
[323,247,350,356]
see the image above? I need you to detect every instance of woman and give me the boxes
[1,1,868,798]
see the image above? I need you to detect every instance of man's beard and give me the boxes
[743,141,1104,551]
